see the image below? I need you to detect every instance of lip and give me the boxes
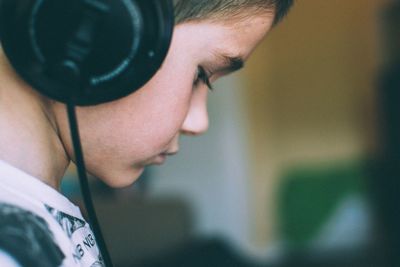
[151,151,178,165]
[152,154,167,165]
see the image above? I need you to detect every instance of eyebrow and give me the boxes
[215,53,245,74]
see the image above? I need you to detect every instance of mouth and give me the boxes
[152,150,178,165]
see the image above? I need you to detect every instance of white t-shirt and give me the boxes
[0,160,104,267]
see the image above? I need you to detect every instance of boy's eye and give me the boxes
[193,66,214,91]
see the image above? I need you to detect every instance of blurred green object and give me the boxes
[277,161,367,248]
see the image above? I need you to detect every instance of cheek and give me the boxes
[128,43,197,146]
[131,69,194,144]
[77,68,194,158]
[74,26,198,160]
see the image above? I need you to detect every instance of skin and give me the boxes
[0,12,274,189]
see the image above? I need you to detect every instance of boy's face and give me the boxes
[54,13,274,187]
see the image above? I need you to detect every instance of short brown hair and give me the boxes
[173,0,294,25]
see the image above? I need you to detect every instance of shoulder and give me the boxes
[0,202,65,267]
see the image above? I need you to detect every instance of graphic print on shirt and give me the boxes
[0,202,65,267]
[45,205,104,267]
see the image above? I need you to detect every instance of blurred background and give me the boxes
[62,0,400,266]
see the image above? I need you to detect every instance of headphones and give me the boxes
[0,1,174,266]
[0,0,174,105]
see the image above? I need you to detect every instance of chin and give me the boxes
[95,167,145,188]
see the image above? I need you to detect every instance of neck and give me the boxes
[0,50,70,189]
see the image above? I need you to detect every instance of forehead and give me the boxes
[169,13,273,80]
[202,13,274,59]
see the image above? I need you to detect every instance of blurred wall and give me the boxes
[242,0,389,249]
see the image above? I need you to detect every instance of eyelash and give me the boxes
[194,66,214,91]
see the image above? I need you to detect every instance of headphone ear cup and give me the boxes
[0,0,174,105]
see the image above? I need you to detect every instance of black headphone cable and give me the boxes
[66,102,114,267]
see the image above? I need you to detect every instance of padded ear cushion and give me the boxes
[0,0,174,105]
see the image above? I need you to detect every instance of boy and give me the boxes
[0,0,293,266]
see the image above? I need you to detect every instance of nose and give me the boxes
[180,91,209,136]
